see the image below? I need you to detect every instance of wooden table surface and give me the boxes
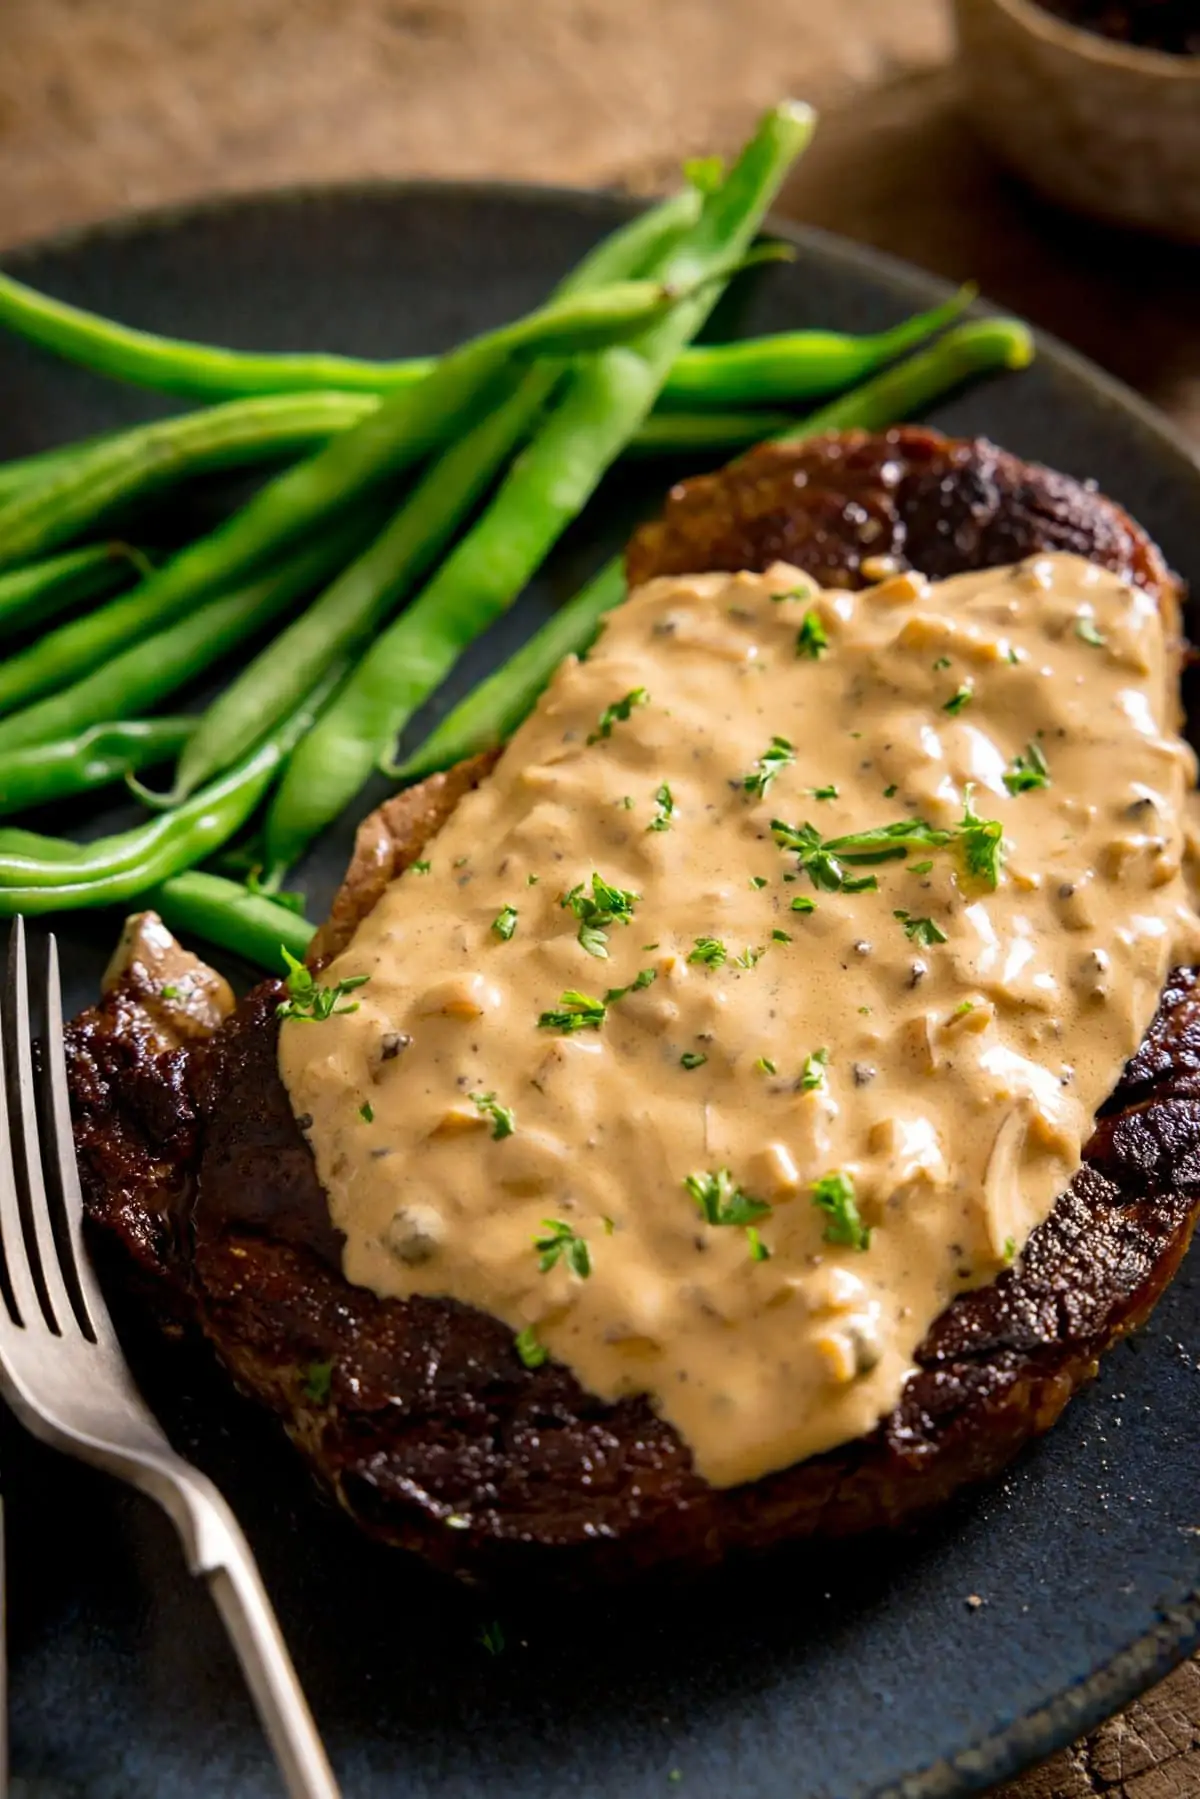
[4,2,1199,1793]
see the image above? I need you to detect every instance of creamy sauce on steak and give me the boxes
[279,553,1200,1488]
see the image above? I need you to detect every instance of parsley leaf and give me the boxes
[587,686,648,744]
[893,909,948,946]
[514,1326,547,1369]
[734,945,764,969]
[795,609,830,659]
[680,1051,707,1070]
[742,735,795,799]
[790,894,816,914]
[809,784,838,802]
[492,903,519,941]
[411,859,431,874]
[1003,740,1050,795]
[648,782,676,832]
[800,1047,828,1090]
[685,1167,771,1229]
[359,1100,374,1123]
[471,1091,515,1139]
[754,1056,776,1075]
[811,1171,871,1250]
[746,1227,771,1263]
[301,1360,334,1403]
[277,948,369,1022]
[956,785,1005,888]
[942,682,974,716]
[688,936,727,967]
[1076,616,1106,647]
[534,1219,591,1279]
[538,990,606,1032]
[604,967,657,1004]
[749,875,768,890]
[562,872,639,959]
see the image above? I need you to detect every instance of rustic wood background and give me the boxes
[3,3,1198,1793]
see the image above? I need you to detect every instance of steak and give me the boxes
[66,427,1200,1584]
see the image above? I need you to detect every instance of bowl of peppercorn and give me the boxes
[952,0,1200,241]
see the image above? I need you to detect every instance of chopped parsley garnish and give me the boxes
[734,945,765,969]
[604,967,657,1004]
[957,785,1005,887]
[894,910,948,946]
[746,1227,771,1263]
[943,681,974,716]
[680,1051,708,1070]
[811,1171,871,1250]
[953,998,976,1018]
[688,936,727,967]
[800,1047,829,1091]
[749,875,768,890]
[1076,616,1106,647]
[563,872,639,959]
[685,1167,771,1230]
[883,783,898,799]
[776,578,816,604]
[301,1360,334,1403]
[1003,740,1050,795]
[478,1621,505,1656]
[411,859,431,874]
[514,1326,547,1369]
[771,816,948,892]
[790,895,816,914]
[795,610,830,659]
[161,984,180,1000]
[359,1100,374,1123]
[535,1219,591,1279]
[526,872,540,886]
[471,1091,515,1140]
[932,656,952,671]
[742,735,795,799]
[809,784,838,802]
[755,1056,777,1075]
[492,903,519,941]
[538,990,607,1032]
[910,859,933,875]
[1003,1235,1017,1266]
[587,686,648,743]
[648,782,676,832]
[771,929,791,943]
[277,948,369,1022]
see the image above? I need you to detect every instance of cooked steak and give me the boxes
[67,427,1200,1583]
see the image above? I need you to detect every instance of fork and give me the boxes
[0,919,340,1799]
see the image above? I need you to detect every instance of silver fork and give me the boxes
[0,919,340,1799]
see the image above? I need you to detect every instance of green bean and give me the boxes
[0,192,701,400]
[658,289,974,408]
[158,187,706,803]
[393,558,625,781]
[0,438,109,506]
[625,407,796,457]
[0,259,971,411]
[0,513,372,747]
[393,317,1037,783]
[0,541,147,634]
[771,317,1034,443]
[0,717,194,815]
[0,393,377,572]
[148,869,314,968]
[263,101,816,879]
[0,665,344,906]
[0,274,704,717]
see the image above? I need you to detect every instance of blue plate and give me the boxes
[1,182,1198,1799]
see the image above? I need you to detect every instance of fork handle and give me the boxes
[205,1551,340,1799]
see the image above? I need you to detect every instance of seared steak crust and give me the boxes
[66,427,1200,1582]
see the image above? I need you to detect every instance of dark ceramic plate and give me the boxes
[1,183,1198,1799]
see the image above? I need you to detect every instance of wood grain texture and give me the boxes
[1,2,1197,1791]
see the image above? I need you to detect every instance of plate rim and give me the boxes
[3,174,1199,1799]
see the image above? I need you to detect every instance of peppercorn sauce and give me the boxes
[279,554,1200,1488]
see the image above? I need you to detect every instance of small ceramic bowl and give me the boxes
[951,0,1200,241]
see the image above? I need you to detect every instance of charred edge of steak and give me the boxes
[65,427,1200,1584]
[626,426,1181,625]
